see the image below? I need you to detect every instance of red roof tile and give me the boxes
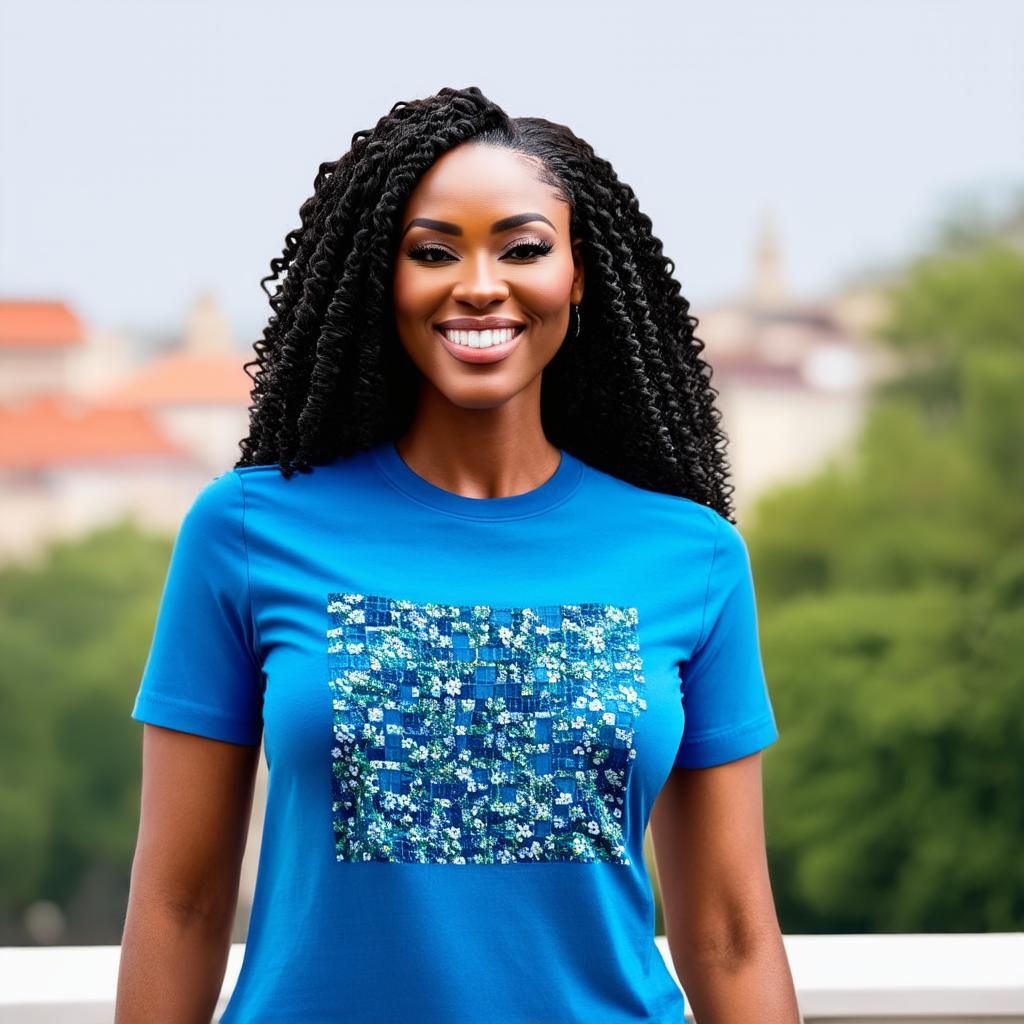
[0,301,84,349]
[0,393,186,470]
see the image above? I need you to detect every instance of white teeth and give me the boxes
[442,327,518,349]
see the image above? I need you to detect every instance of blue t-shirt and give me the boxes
[132,439,779,1024]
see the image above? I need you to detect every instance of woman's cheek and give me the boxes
[393,267,441,320]
[522,260,577,319]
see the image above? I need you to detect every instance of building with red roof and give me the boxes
[0,293,253,564]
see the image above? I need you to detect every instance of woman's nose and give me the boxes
[451,252,510,305]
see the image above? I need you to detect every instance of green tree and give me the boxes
[748,238,1024,932]
[0,522,171,942]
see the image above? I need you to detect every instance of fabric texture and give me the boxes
[132,439,779,1024]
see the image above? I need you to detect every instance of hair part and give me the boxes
[238,85,738,521]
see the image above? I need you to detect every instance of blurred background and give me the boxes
[1,0,1021,952]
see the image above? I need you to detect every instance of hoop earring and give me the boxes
[573,304,582,339]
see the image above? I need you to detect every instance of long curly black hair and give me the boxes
[237,85,737,521]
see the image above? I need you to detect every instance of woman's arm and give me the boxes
[115,723,261,1024]
[649,751,801,1024]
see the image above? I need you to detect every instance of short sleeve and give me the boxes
[131,470,265,746]
[674,510,779,769]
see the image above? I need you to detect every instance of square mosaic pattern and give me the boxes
[326,593,647,865]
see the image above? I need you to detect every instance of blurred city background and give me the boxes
[0,0,1021,966]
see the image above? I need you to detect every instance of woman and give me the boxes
[117,85,800,1023]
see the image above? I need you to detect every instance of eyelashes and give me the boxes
[406,239,555,264]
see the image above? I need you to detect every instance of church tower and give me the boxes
[749,208,788,310]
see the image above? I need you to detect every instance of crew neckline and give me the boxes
[371,440,584,520]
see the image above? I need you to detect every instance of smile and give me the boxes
[433,324,526,365]
[438,326,524,349]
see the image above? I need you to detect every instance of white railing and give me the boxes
[1,933,1022,1022]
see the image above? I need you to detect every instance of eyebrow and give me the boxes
[400,212,556,240]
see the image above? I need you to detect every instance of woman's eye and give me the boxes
[407,239,554,263]
[504,240,554,259]
[407,244,454,263]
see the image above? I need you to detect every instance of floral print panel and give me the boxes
[326,593,647,865]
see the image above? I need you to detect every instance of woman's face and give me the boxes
[392,142,584,412]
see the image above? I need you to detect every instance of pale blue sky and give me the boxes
[1,0,1021,343]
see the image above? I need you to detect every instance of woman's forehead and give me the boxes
[409,146,548,202]
[405,160,566,230]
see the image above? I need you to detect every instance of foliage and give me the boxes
[748,239,1024,931]
[0,522,170,940]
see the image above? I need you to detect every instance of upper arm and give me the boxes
[128,469,266,917]
[132,724,261,921]
[653,509,781,952]
[650,752,780,963]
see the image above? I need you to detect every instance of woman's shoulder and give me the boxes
[577,453,721,530]
[232,448,376,491]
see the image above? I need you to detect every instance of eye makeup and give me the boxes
[406,238,555,263]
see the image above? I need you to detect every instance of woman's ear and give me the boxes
[570,238,585,305]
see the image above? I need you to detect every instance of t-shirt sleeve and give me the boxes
[674,509,779,769]
[131,470,265,746]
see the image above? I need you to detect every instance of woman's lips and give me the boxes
[434,325,525,365]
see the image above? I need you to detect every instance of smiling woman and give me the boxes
[394,144,583,391]
[230,86,737,514]
[117,85,798,1024]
